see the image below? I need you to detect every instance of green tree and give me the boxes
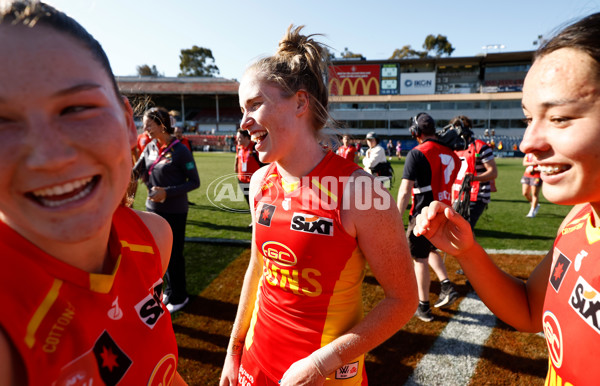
[390,34,455,59]
[422,34,455,57]
[178,46,220,77]
[340,47,365,60]
[389,45,424,59]
[136,64,162,77]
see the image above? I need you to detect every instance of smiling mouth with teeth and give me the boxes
[27,176,99,208]
[251,131,268,143]
[537,165,570,175]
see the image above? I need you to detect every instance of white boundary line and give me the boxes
[485,248,547,255]
[405,292,496,385]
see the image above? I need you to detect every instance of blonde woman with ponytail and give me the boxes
[220,25,417,386]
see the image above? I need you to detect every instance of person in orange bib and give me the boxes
[220,25,417,386]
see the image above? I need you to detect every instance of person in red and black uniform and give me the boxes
[397,112,460,322]
[450,115,498,229]
[234,128,264,206]
[134,107,200,314]
[0,2,186,384]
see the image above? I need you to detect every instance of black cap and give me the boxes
[366,131,377,139]
[417,113,435,134]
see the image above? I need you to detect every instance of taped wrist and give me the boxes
[309,344,343,377]
[227,338,244,356]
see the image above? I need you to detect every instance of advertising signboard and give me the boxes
[328,64,380,96]
[400,72,436,95]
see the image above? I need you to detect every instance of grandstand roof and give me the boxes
[331,50,534,67]
[116,76,240,95]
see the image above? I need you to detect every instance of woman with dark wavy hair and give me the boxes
[414,13,600,384]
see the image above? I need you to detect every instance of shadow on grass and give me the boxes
[189,204,250,214]
[478,345,548,379]
[474,228,555,241]
[186,220,249,234]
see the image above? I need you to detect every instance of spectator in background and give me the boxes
[397,113,460,322]
[234,128,264,207]
[521,153,542,217]
[450,115,498,229]
[174,126,196,205]
[134,106,200,314]
[362,131,386,174]
[386,139,394,157]
[136,131,151,160]
[396,140,403,160]
[336,134,358,163]
[0,2,187,384]
[413,13,600,384]
[174,126,192,152]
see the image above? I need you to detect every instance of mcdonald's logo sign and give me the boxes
[328,64,381,96]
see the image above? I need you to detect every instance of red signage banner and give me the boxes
[328,64,381,96]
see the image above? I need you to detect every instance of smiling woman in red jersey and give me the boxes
[0,2,186,384]
[219,25,417,386]
[412,13,600,385]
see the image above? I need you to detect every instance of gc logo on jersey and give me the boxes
[570,276,600,334]
[290,213,334,236]
[543,311,563,369]
[261,241,297,267]
[135,278,166,329]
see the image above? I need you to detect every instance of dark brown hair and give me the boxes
[535,12,600,73]
[144,107,174,135]
[1,0,121,100]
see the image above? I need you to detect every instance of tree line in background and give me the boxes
[136,34,456,78]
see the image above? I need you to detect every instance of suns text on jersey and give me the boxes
[263,259,322,297]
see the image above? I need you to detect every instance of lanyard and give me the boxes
[148,138,179,176]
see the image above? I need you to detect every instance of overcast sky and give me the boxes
[44,0,600,80]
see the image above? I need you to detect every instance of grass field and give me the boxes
[133,151,563,384]
[134,151,570,250]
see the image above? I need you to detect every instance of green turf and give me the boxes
[134,151,570,294]
[135,151,569,251]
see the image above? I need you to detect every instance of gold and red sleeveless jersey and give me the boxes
[0,206,179,385]
[248,151,368,383]
[543,204,600,385]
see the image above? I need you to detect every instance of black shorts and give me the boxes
[406,216,436,260]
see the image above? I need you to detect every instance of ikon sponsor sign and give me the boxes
[400,72,436,95]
